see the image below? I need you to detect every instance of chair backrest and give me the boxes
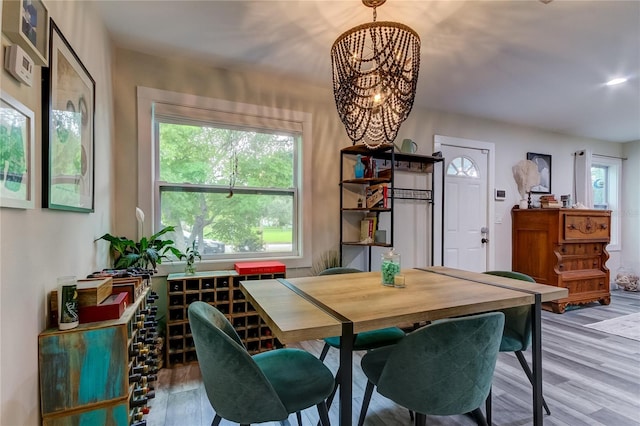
[375,312,505,416]
[188,301,288,423]
[319,267,362,275]
[484,270,535,350]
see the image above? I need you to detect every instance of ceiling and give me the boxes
[92,0,640,143]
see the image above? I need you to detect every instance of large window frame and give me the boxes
[591,155,621,251]
[137,87,313,270]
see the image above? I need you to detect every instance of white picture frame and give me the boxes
[0,91,36,209]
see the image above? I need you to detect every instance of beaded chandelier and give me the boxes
[331,0,420,149]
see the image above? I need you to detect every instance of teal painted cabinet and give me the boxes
[39,285,158,425]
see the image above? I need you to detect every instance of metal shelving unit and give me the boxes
[339,143,444,270]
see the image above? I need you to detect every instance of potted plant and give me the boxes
[96,226,182,273]
[180,240,202,275]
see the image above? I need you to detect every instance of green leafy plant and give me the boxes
[180,240,202,274]
[96,226,182,271]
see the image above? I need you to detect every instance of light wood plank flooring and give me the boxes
[147,289,640,426]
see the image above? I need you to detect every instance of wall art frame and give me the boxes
[1,0,50,66]
[0,90,36,209]
[527,152,552,194]
[42,19,95,212]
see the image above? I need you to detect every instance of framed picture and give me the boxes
[0,91,36,209]
[42,20,95,212]
[1,0,50,66]
[527,152,552,194]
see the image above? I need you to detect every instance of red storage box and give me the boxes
[234,261,286,275]
[79,292,128,324]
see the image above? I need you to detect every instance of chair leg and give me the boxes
[212,414,222,426]
[515,351,551,415]
[325,367,341,409]
[485,387,492,425]
[317,401,331,426]
[319,343,331,361]
[296,411,302,426]
[357,381,375,426]
[470,407,488,426]
[414,412,426,426]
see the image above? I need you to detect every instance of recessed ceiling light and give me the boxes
[606,77,628,86]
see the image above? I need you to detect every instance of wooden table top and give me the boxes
[240,267,568,344]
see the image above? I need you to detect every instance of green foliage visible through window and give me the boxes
[156,120,297,258]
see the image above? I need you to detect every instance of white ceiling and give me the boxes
[92,0,640,143]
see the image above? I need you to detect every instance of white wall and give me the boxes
[0,2,114,425]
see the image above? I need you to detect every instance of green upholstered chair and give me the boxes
[317,267,406,409]
[357,312,505,426]
[483,270,551,423]
[188,301,334,426]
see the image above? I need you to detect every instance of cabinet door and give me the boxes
[39,327,128,415]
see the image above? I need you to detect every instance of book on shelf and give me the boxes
[359,213,378,242]
[366,182,389,208]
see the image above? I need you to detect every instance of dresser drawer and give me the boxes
[563,214,610,241]
[556,243,603,256]
[559,272,608,294]
[557,256,602,272]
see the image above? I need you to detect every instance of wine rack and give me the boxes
[166,270,284,367]
[39,281,160,426]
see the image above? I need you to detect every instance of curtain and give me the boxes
[574,149,593,208]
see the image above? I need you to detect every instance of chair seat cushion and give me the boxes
[323,327,405,351]
[254,348,334,413]
[500,327,526,352]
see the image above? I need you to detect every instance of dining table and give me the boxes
[240,266,568,426]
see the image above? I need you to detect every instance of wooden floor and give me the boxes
[147,289,640,426]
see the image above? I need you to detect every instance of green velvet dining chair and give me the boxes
[357,311,505,426]
[483,270,551,423]
[188,301,334,426]
[317,267,406,409]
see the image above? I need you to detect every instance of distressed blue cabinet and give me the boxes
[39,285,155,425]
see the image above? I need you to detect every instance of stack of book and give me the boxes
[360,213,378,242]
[540,195,562,208]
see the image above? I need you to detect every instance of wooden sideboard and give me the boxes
[512,207,611,313]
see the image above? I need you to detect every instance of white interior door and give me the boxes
[436,136,493,272]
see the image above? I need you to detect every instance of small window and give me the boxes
[446,156,479,178]
[590,157,621,250]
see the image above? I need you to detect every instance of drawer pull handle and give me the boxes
[599,224,608,230]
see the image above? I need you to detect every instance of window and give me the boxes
[137,88,313,267]
[591,156,621,250]
[446,156,479,178]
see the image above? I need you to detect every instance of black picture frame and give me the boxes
[527,152,551,194]
[42,20,95,212]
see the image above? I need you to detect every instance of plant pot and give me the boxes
[185,264,196,275]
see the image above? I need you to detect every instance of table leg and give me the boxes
[339,322,354,426]
[532,294,543,426]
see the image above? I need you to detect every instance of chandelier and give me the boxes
[331,0,420,149]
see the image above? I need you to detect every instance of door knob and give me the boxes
[481,238,489,244]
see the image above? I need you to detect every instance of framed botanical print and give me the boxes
[527,152,552,194]
[42,19,95,212]
[0,91,36,209]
